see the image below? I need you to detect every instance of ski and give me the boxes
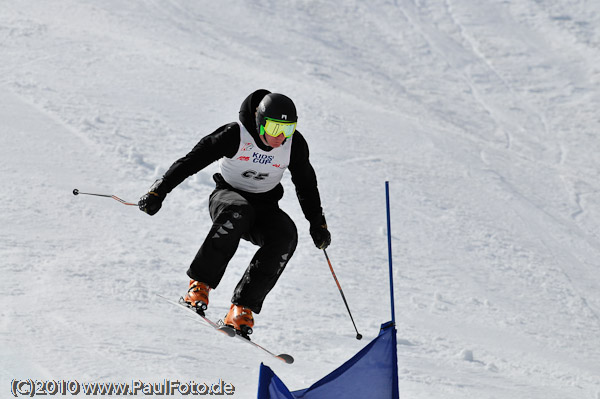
[157,294,236,337]
[213,319,294,364]
[158,294,294,364]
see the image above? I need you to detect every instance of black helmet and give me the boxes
[255,93,298,134]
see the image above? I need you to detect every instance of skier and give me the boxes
[139,89,330,336]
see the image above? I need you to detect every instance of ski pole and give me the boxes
[72,188,137,206]
[323,249,363,340]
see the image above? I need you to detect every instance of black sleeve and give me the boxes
[288,131,324,224]
[161,123,240,193]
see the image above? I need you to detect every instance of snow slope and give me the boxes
[1,1,599,398]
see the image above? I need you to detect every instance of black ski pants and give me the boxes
[187,188,298,313]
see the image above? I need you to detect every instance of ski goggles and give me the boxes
[260,118,297,138]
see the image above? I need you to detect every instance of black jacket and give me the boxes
[160,89,324,225]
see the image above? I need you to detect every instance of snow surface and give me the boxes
[1,1,600,398]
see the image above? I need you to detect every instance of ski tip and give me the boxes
[277,354,294,364]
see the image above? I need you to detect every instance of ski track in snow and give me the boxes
[1,1,600,398]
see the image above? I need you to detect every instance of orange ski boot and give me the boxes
[224,304,254,336]
[183,280,211,312]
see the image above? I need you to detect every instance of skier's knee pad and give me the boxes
[218,203,255,230]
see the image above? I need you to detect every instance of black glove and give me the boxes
[309,214,331,249]
[138,179,167,216]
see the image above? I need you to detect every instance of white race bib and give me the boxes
[219,122,292,193]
